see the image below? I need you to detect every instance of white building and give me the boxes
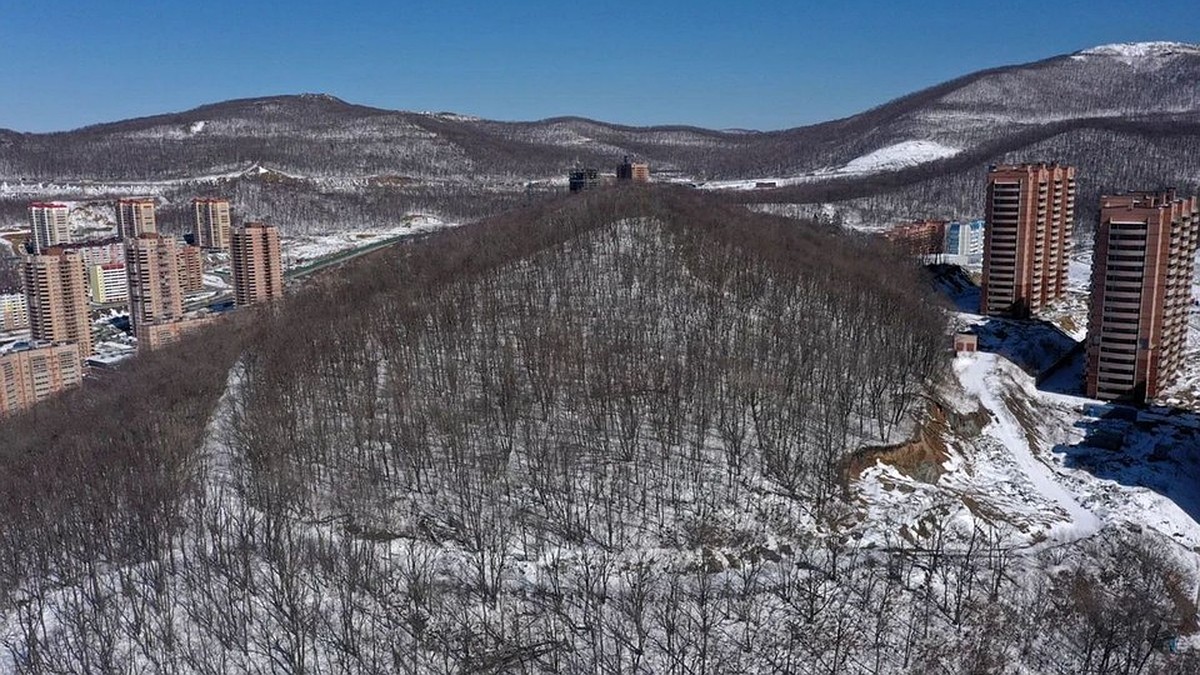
[0,293,29,331]
[945,219,985,263]
[88,263,129,304]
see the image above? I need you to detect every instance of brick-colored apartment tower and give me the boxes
[617,157,651,182]
[116,197,157,238]
[126,234,184,337]
[29,202,70,254]
[981,163,1076,318]
[193,198,232,250]
[1085,190,1199,401]
[231,223,284,306]
[21,251,93,358]
[177,245,205,294]
[0,343,83,416]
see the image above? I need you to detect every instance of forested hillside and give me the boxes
[1,188,1195,673]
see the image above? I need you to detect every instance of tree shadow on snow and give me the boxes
[927,263,979,313]
[927,263,1084,393]
[955,316,1083,393]
[1054,403,1200,528]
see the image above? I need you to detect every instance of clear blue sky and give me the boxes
[1,0,1196,133]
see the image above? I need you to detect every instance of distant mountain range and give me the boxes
[1,41,1198,231]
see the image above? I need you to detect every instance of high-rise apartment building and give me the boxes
[140,315,218,351]
[22,252,92,358]
[116,198,157,238]
[193,198,232,250]
[981,163,1076,318]
[1085,190,1199,402]
[231,222,284,306]
[0,342,83,416]
[177,245,205,294]
[126,234,184,337]
[28,202,70,253]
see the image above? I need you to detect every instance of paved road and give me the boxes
[285,232,424,280]
[184,231,434,312]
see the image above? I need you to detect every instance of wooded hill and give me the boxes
[0,187,1193,673]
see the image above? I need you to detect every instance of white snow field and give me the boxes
[837,140,961,173]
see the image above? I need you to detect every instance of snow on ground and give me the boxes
[697,174,827,191]
[955,353,1101,541]
[838,140,961,173]
[850,257,1200,564]
[699,140,961,192]
[202,273,230,290]
[1076,41,1200,65]
[849,343,1200,558]
[282,214,457,264]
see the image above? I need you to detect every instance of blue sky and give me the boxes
[1,1,1196,132]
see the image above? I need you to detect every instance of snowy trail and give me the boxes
[955,353,1103,544]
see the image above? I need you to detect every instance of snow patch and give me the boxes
[1076,41,1200,65]
[839,140,961,173]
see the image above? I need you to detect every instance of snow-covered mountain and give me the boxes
[0,41,1197,229]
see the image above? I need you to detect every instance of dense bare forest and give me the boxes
[0,188,1195,673]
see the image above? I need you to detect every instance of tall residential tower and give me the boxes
[231,222,284,306]
[29,202,70,253]
[981,163,1076,318]
[21,251,92,358]
[1085,190,1199,401]
[116,198,158,238]
[126,234,184,337]
[193,198,232,250]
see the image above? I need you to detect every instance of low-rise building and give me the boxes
[0,342,83,416]
[884,219,948,256]
[139,315,218,351]
[953,333,979,353]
